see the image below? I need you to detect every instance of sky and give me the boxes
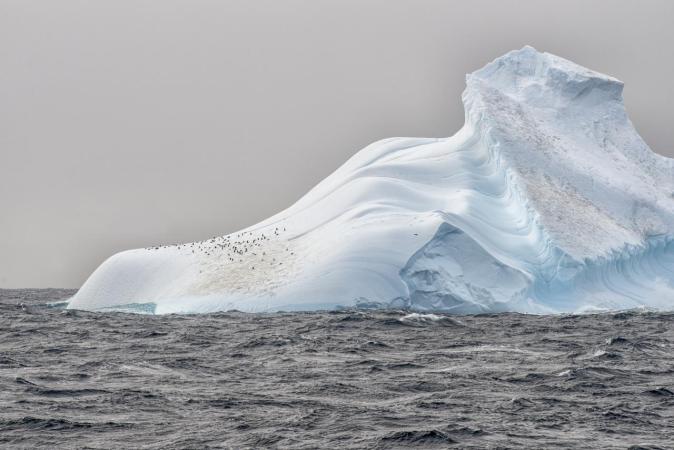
[1,0,673,288]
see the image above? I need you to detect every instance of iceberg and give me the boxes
[69,46,674,314]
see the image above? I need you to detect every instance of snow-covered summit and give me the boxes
[68,47,674,314]
[469,45,624,107]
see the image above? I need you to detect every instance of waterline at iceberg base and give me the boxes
[69,46,674,314]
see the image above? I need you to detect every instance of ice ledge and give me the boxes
[466,46,624,109]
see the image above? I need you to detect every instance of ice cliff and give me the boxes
[69,46,674,314]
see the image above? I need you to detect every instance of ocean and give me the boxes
[1,289,672,449]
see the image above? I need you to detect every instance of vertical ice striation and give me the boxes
[69,46,674,314]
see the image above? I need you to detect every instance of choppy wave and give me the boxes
[4,289,674,448]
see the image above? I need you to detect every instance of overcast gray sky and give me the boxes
[1,0,673,288]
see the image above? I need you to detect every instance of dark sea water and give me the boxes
[1,289,673,449]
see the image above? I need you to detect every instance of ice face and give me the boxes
[68,46,674,314]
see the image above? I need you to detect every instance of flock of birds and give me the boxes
[145,226,294,271]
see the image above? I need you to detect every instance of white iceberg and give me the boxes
[69,46,674,314]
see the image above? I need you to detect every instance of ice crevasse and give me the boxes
[69,46,674,314]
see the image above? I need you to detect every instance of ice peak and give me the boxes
[467,46,624,108]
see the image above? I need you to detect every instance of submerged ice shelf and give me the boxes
[69,46,674,314]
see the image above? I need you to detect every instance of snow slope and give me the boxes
[69,46,674,314]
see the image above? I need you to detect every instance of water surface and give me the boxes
[1,289,672,449]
